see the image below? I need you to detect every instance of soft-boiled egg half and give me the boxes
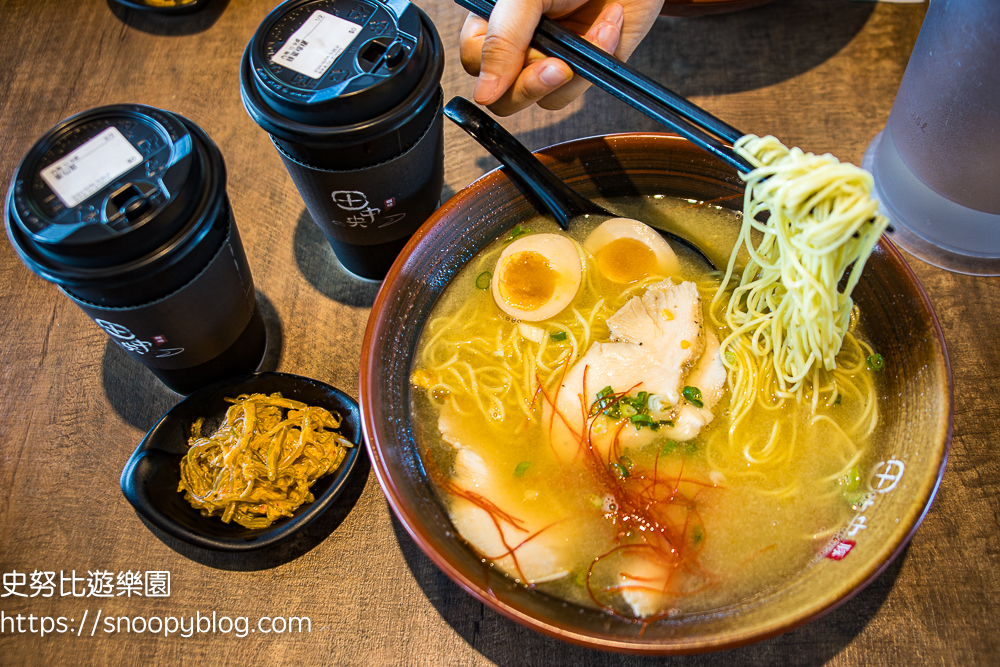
[491,233,582,322]
[583,218,680,283]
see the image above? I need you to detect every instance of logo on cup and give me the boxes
[331,190,369,211]
[331,189,403,229]
[95,319,135,340]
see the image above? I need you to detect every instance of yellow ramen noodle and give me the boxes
[411,194,883,619]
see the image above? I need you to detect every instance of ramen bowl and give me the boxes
[359,133,951,653]
[659,0,775,17]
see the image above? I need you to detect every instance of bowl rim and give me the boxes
[359,132,953,653]
[111,0,210,14]
[120,370,364,552]
[658,0,776,18]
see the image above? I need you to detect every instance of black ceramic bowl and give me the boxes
[121,371,363,551]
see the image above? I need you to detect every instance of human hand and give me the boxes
[460,0,664,116]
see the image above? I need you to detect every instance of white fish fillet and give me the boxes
[439,407,572,584]
[656,330,726,442]
[620,553,673,618]
[435,279,729,616]
[546,280,724,462]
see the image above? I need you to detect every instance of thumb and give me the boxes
[474,0,547,105]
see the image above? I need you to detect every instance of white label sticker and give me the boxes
[40,127,144,208]
[271,10,361,80]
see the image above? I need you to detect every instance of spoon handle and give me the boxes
[444,97,611,230]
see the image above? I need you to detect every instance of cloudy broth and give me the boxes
[409,195,875,619]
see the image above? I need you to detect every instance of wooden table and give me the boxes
[2,0,996,664]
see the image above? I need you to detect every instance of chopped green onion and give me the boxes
[724,349,736,364]
[629,414,654,428]
[507,224,531,241]
[514,461,531,478]
[475,271,492,290]
[610,462,629,479]
[621,393,648,411]
[550,331,567,341]
[660,441,678,456]
[590,386,620,417]
[866,353,884,372]
[692,526,703,544]
[842,466,861,492]
[845,492,870,509]
[834,394,843,405]
[619,455,633,470]
[682,386,704,408]
[592,388,672,427]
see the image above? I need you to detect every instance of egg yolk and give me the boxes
[595,238,657,283]
[499,250,558,311]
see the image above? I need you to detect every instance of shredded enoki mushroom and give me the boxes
[178,392,354,529]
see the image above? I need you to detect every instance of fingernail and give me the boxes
[598,24,620,53]
[539,63,569,87]
[605,3,624,25]
[474,73,500,104]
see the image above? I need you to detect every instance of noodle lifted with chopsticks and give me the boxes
[711,135,889,414]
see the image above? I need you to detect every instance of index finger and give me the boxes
[460,13,488,77]
[473,0,548,105]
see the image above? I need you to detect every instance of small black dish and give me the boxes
[112,0,211,14]
[121,371,363,551]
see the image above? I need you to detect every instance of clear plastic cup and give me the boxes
[862,0,1000,275]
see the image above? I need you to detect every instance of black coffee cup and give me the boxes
[240,0,445,280]
[5,104,266,395]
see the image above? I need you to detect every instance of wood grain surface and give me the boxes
[1,0,997,665]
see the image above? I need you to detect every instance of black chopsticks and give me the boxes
[454,0,754,174]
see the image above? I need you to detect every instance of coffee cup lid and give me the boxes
[4,104,228,286]
[8,105,195,252]
[244,0,429,127]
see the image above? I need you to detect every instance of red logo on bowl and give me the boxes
[385,197,395,209]
[826,539,856,561]
[153,335,167,345]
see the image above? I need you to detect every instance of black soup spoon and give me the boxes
[443,96,716,269]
